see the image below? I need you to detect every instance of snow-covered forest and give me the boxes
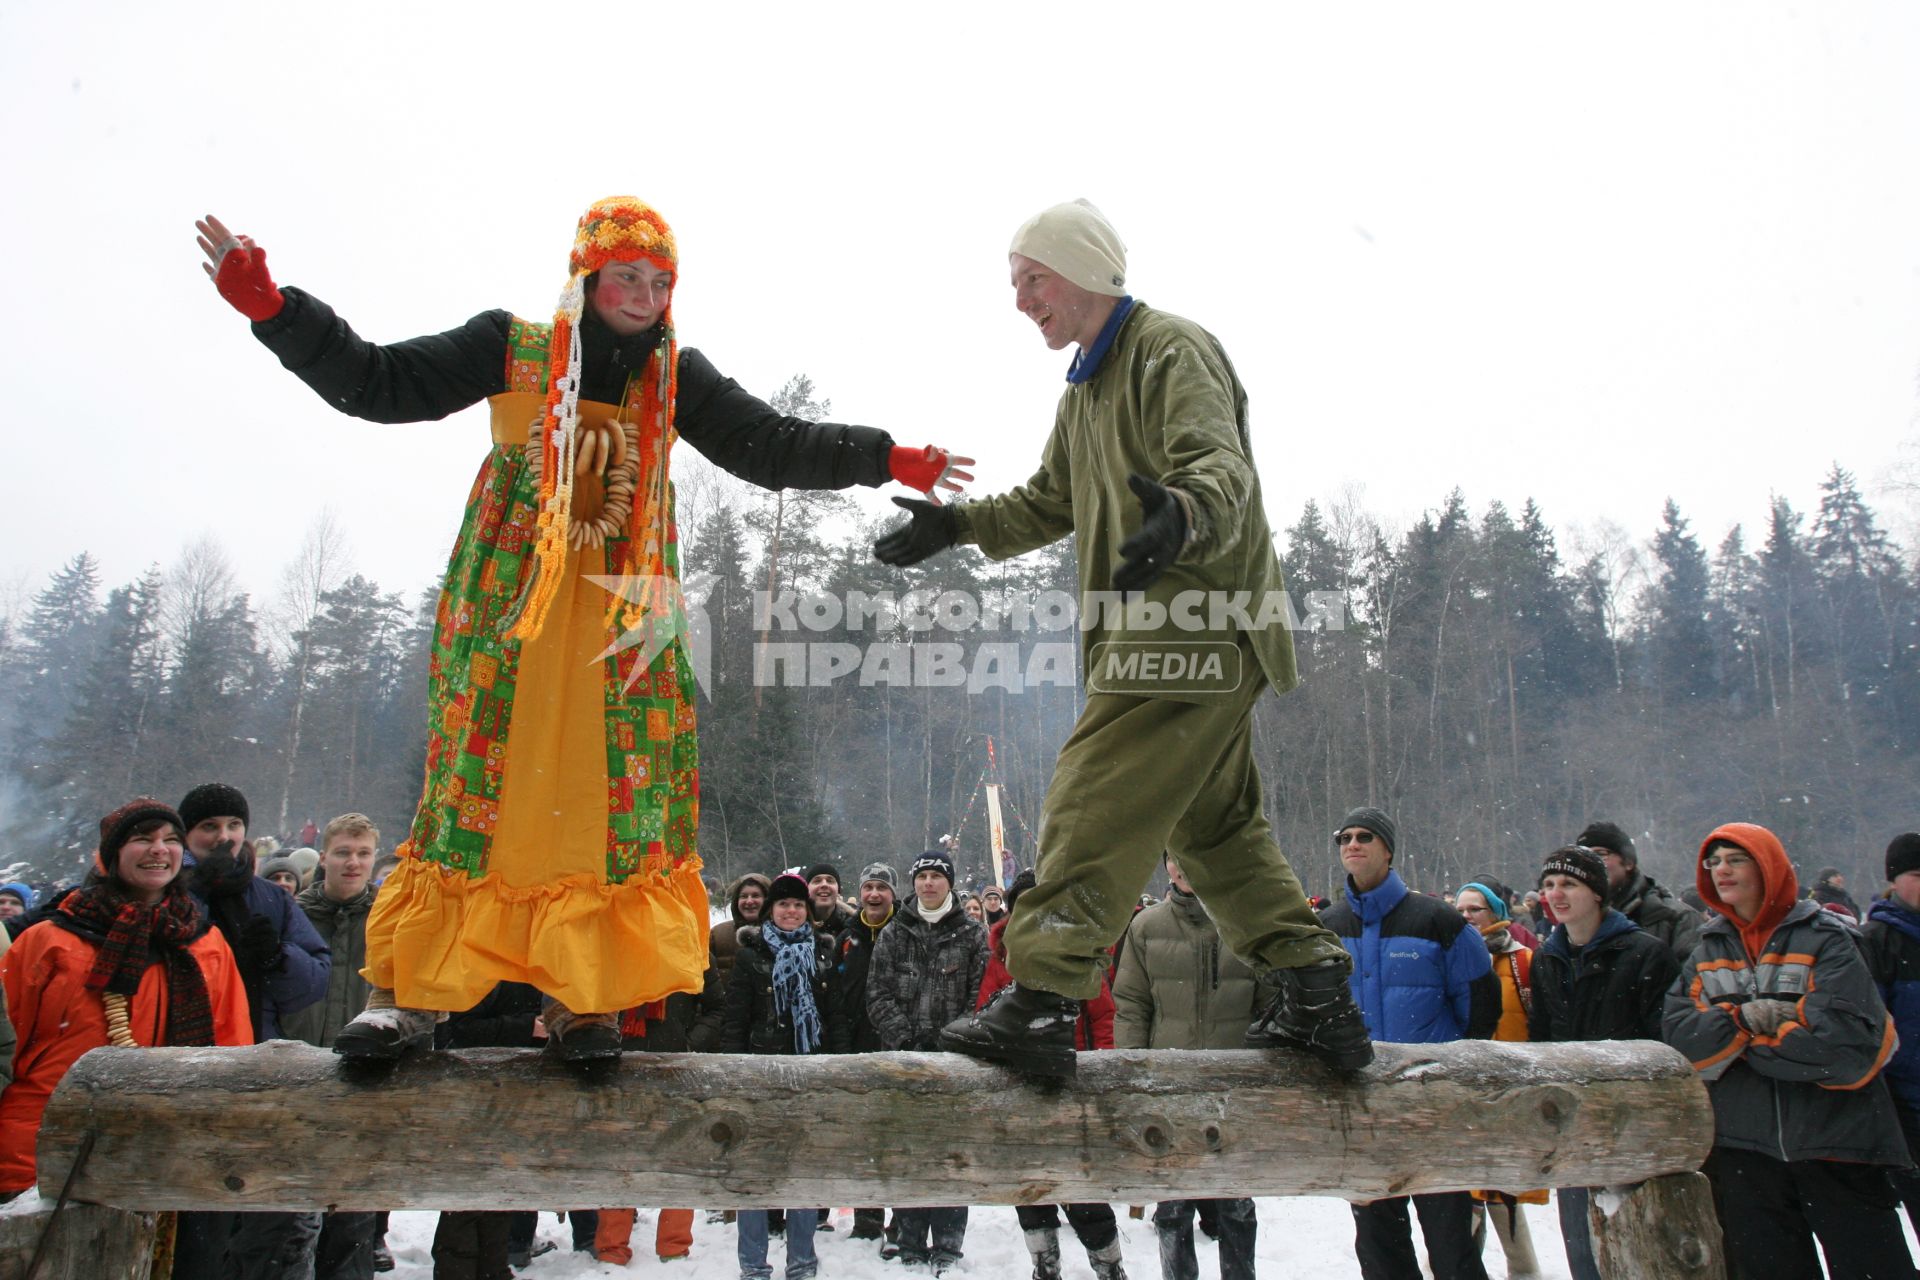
[3,394,1913,900]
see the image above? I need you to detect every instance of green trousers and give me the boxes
[1004,678,1343,1001]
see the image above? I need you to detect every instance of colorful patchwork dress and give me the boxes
[248,199,898,1014]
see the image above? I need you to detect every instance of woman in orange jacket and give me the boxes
[0,797,253,1198]
[1456,880,1545,1278]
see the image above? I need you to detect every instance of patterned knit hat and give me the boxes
[1540,846,1609,902]
[100,797,184,865]
[858,861,896,890]
[909,850,955,887]
[508,196,682,642]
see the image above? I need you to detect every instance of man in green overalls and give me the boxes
[875,199,1372,1079]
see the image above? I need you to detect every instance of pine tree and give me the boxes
[1645,500,1719,704]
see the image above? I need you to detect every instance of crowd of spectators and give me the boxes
[2,791,1918,1280]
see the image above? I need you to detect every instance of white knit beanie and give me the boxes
[1009,199,1128,296]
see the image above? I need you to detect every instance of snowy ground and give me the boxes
[379,1196,1576,1279]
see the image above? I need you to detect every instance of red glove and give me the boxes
[213,243,285,322]
[888,445,975,504]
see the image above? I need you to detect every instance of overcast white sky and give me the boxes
[3,1,1917,610]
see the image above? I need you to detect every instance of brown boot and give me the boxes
[334,987,442,1060]
[542,998,621,1062]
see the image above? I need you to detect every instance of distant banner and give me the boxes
[986,785,1008,889]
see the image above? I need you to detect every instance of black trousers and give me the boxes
[1018,1201,1120,1252]
[1155,1199,1256,1280]
[1705,1147,1917,1280]
[315,1210,382,1280]
[1895,1103,1920,1235]
[431,1211,512,1280]
[1351,1192,1489,1280]
[892,1206,968,1259]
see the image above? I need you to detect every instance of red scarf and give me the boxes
[54,884,216,1047]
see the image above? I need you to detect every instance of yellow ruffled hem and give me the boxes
[361,851,710,1014]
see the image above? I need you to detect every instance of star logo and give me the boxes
[584,571,716,696]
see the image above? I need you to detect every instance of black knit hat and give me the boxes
[909,849,955,887]
[1336,806,1397,857]
[178,782,250,834]
[1541,846,1609,903]
[804,862,841,886]
[1887,834,1920,882]
[765,872,811,906]
[99,797,184,865]
[1576,820,1636,865]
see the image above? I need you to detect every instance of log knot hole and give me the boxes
[703,1109,750,1153]
[1121,1114,1178,1158]
[224,1175,245,1192]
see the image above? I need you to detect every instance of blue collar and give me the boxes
[1066,296,1137,384]
[1345,870,1410,925]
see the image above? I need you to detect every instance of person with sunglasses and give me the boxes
[1317,807,1500,1280]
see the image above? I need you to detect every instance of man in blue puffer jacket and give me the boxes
[1863,831,1920,1233]
[1319,806,1500,1280]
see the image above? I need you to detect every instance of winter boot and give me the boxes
[1244,957,1375,1072]
[1087,1239,1128,1280]
[333,988,440,1060]
[542,997,622,1063]
[938,983,1079,1078]
[1023,1227,1063,1280]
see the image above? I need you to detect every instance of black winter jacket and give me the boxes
[721,925,840,1056]
[1607,870,1702,964]
[252,288,895,491]
[1528,910,1678,1043]
[865,902,988,1051]
[829,908,896,1053]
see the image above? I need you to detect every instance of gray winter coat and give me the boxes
[1609,870,1701,964]
[866,901,987,1050]
[281,882,375,1048]
[1111,889,1259,1050]
[1664,900,1908,1166]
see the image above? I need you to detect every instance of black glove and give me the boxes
[190,839,248,901]
[873,496,959,567]
[237,915,286,977]
[1113,473,1189,592]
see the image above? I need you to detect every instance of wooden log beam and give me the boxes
[39,1039,1713,1213]
[0,1199,157,1280]
[1589,1172,1726,1280]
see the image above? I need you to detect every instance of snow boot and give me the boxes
[333,988,440,1060]
[1087,1239,1128,1280]
[1244,957,1375,1072]
[542,998,622,1063]
[938,983,1079,1078]
[929,1249,961,1276]
[1023,1227,1063,1280]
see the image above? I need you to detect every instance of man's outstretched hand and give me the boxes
[874,496,959,567]
[1113,473,1189,592]
[888,445,976,505]
[195,214,284,322]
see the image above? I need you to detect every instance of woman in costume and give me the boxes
[195,198,969,1061]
